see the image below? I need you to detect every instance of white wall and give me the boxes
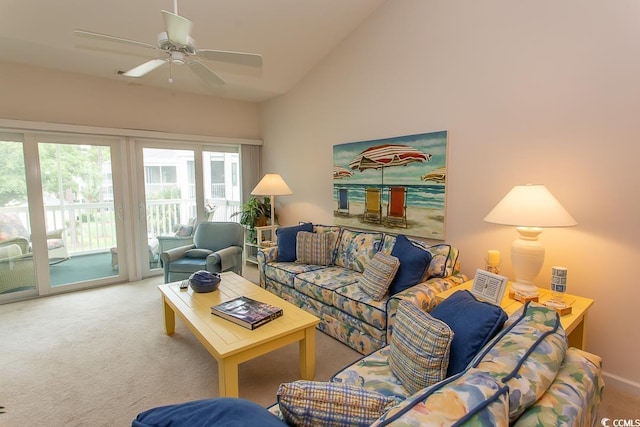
[0,62,261,139]
[262,0,640,392]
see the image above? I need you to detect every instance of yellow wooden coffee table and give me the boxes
[158,271,320,398]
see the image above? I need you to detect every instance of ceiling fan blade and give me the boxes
[197,49,263,68]
[161,10,193,46]
[121,59,168,77]
[188,61,226,87]
[73,29,156,51]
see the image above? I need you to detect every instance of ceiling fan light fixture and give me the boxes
[170,51,185,64]
[157,31,196,54]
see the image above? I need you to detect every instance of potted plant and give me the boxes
[231,196,272,243]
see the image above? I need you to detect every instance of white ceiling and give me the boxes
[0,0,385,103]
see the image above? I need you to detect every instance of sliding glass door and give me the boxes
[137,143,241,279]
[1,124,247,302]
[203,149,241,221]
[142,147,195,276]
[38,140,122,289]
[0,132,126,302]
[0,134,37,298]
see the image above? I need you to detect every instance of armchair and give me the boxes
[46,228,69,264]
[0,236,29,254]
[0,241,35,294]
[0,213,69,264]
[156,220,196,266]
[160,222,244,283]
[0,213,31,248]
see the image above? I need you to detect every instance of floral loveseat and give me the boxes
[257,223,467,354]
[132,297,604,427]
[267,299,604,426]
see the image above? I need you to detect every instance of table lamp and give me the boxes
[484,184,576,298]
[251,173,293,235]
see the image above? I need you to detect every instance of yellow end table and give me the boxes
[435,280,594,350]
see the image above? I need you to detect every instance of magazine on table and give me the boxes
[211,296,283,330]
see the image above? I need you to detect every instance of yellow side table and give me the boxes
[435,280,594,350]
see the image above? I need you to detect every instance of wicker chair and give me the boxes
[0,240,35,294]
[0,213,69,265]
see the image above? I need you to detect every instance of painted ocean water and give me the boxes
[333,183,445,210]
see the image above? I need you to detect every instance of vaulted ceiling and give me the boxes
[0,0,385,102]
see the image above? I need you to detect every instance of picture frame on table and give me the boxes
[470,268,508,306]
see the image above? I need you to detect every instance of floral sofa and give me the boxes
[267,300,604,426]
[257,223,467,355]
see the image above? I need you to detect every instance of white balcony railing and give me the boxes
[1,198,242,256]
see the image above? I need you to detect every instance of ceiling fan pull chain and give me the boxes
[168,59,174,83]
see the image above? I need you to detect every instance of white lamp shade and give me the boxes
[484,184,576,297]
[484,184,577,227]
[251,174,292,196]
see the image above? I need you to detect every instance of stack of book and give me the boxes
[211,296,283,330]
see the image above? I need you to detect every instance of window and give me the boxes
[211,160,225,198]
[145,165,178,198]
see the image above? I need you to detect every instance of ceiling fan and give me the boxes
[73,0,262,88]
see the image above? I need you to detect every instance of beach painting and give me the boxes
[333,130,448,240]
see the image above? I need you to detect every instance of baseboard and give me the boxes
[602,371,640,396]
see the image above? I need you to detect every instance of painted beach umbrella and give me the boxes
[333,166,353,179]
[349,143,432,186]
[421,167,446,183]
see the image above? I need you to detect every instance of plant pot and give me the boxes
[256,215,268,227]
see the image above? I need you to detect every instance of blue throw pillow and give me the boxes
[276,222,313,262]
[388,234,432,295]
[430,290,508,377]
[132,398,287,427]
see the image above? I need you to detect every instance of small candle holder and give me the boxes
[485,250,501,275]
[486,264,500,274]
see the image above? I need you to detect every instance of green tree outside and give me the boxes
[0,141,111,207]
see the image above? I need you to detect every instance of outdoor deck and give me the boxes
[50,251,160,286]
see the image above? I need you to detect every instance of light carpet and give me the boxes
[0,275,360,427]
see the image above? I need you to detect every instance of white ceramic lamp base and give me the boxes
[510,226,545,298]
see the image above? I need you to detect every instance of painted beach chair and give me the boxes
[385,186,408,228]
[335,188,349,216]
[363,187,382,224]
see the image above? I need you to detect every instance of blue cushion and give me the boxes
[430,290,508,377]
[185,248,213,258]
[388,234,432,295]
[132,398,287,427]
[276,222,313,262]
